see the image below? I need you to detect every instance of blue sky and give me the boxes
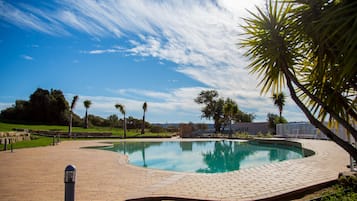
[0,0,306,123]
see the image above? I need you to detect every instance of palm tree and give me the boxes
[83,100,92,129]
[68,95,79,138]
[272,92,285,118]
[141,102,147,134]
[115,103,126,138]
[241,0,357,160]
[223,98,238,138]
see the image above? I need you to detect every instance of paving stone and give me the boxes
[0,139,349,201]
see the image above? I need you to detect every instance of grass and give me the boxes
[0,135,55,150]
[0,122,174,150]
[0,122,174,137]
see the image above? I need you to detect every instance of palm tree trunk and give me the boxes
[85,109,88,129]
[284,69,357,139]
[68,112,72,138]
[123,115,127,139]
[285,74,357,161]
[141,114,145,134]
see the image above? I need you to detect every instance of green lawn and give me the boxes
[0,122,173,137]
[0,122,174,150]
[0,135,54,150]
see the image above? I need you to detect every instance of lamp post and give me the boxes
[64,165,76,201]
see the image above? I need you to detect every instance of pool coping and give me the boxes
[0,138,350,201]
[91,138,315,175]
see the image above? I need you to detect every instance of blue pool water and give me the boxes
[98,140,306,173]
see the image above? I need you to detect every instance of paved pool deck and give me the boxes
[0,138,349,201]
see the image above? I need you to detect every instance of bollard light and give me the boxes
[65,165,76,183]
[64,165,76,201]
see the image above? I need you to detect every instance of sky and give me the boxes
[0,0,307,123]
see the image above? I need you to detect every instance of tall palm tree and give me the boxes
[83,100,92,129]
[115,103,126,138]
[68,95,79,138]
[223,98,238,138]
[241,0,357,160]
[141,102,147,134]
[272,92,285,118]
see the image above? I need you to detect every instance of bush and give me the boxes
[150,125,165,133]
[256,132,273,138]
[339,175,357,192]
[234,132,253,139]
[319,175,357,201]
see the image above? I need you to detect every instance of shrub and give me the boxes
[256,132,273,138]
[319,175,357,201]
[150,125,165,133]
[234,132,252,139]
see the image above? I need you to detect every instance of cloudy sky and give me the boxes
[0,0,306,123]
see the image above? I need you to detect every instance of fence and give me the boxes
[276,122,354,142]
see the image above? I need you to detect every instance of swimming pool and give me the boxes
[98,140,310,173]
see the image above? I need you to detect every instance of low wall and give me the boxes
[30,130,112,138]
[0,131,31,144]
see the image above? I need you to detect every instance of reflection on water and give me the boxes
[99,141,304,173]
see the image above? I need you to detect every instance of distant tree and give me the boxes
[29,88,51,123]
[195,90,224,133]
[267,113,287,134]
[127,116,139,129]
[223,98,238,138]
[141,102,148,134]
[115,103,127,138]
[49,89,69,124]
[107,114,119,128]
[195,90,254,133]
[0,88,69,125]
[0,100,29,122]
[69,95,79,138]
[87,114,105,127]
[83,100,92,128]
[272,92,286,118]
[234,110,255,123]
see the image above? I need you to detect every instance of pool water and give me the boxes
[99,140,306,173]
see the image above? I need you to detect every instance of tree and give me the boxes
[223,98,238,138]
[241,0,357,160]
[83,100,92,128]
[267,113,287,134]
[235,110,255,123]
[115,103,127,138]
[272,92,286,118]
[49,89,69,124]
[29,88,51,123]
[0,88,70,125]
[107,114,119,128]
[195,90,224,133]
[195,90,254,133]
[141,102,147,134]
[68,95,79,138]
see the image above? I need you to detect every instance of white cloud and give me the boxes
[0,1,69,35]
[0,0,307,122]
[0,102,12,111]
[69,86,209,123]
[21,55,33,60]
[86,49,120,54]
